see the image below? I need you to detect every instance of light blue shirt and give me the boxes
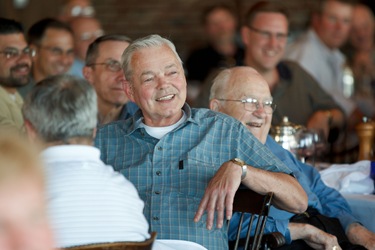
[69,58,85,78]
[229,136,359,244]
[95,104,293,250]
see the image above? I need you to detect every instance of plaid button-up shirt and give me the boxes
[95,104,293,250]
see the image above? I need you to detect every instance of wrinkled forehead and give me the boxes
[229,70,271,99]
[132,45,181,71]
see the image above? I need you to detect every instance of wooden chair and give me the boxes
[228,188,285,250]
[63,232,157,250]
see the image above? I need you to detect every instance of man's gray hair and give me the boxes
[209,68,232,101]
[121,34,182,82]
[22,74,97,143]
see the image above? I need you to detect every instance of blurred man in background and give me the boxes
[0,18,33,130]
[83,34,138,125]
[69,16,104,78]
[18,18,74,98]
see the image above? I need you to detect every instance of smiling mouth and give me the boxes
[156,94,175,101]
[265,50,278,57]
[246,122,262,128]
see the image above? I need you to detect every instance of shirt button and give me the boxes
[155,191,160,195]
[157,146,162,151]
[153,216,159,221]
[156,171,161,176]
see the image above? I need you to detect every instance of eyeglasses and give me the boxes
[80,30,104,41]
[39,46,75,57]
[70,6,95,17]
[87,60,122,72]
[248,26,289,41]
[0,47,36,60]
[217,97,276,114]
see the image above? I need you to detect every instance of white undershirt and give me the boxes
[140,111,187,139]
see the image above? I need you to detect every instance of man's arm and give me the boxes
[289,222,341,250]
[347,223,375,250]
[194,160,307,230]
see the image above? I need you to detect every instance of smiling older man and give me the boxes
[95,34,307,250]
[209,66,374,250]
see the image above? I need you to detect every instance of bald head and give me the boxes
[350,4,374,51]
[210,66,274,144]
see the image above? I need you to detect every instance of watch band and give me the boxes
[230,158,247,180]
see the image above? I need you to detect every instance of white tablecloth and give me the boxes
[343,194,375,232]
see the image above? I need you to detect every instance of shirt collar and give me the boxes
[124,103,197,135]
[308,29,344,62]
[42,145,100,163]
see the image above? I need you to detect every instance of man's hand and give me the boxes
[307,111,331,140]
[289,222,342,250]
[194,160,242,230]
[347,223,375,250]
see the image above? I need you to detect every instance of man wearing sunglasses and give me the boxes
[0,18,34,130]
[241,1,344,141]
[83,34,138,125]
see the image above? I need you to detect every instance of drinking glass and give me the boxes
[290,129,315,163]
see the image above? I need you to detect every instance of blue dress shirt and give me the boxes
[229,136,359,244]
[95,104,293,250]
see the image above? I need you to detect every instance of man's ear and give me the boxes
[24,120,38,142]
[241,26,251,46]
[124,80,135,102]
[92,127,97,139]
[209,99,220,112]
[29,44,38,62]
[83,66,93,83]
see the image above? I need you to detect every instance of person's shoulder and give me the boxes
[96,119,130,137]
[282,60,310,73]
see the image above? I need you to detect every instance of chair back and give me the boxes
[228,188,273,250]
[63,232,157,250]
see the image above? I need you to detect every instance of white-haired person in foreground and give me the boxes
[0,132,55,250]
[22,75,150,248]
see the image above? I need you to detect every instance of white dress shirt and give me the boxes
[42,145,150,248]
[285,29,356,116]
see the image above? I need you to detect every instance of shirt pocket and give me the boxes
[174,151,224,198]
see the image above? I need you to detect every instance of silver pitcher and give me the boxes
[270,116,304,152]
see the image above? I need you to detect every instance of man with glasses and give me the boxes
[210,66,373,250]
[18,18,74,98]
[241,1,344,141]
[69,16,104,78]
[83,34,138,125]
[0,18,34,130]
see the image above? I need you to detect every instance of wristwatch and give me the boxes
[230,158,247,180]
